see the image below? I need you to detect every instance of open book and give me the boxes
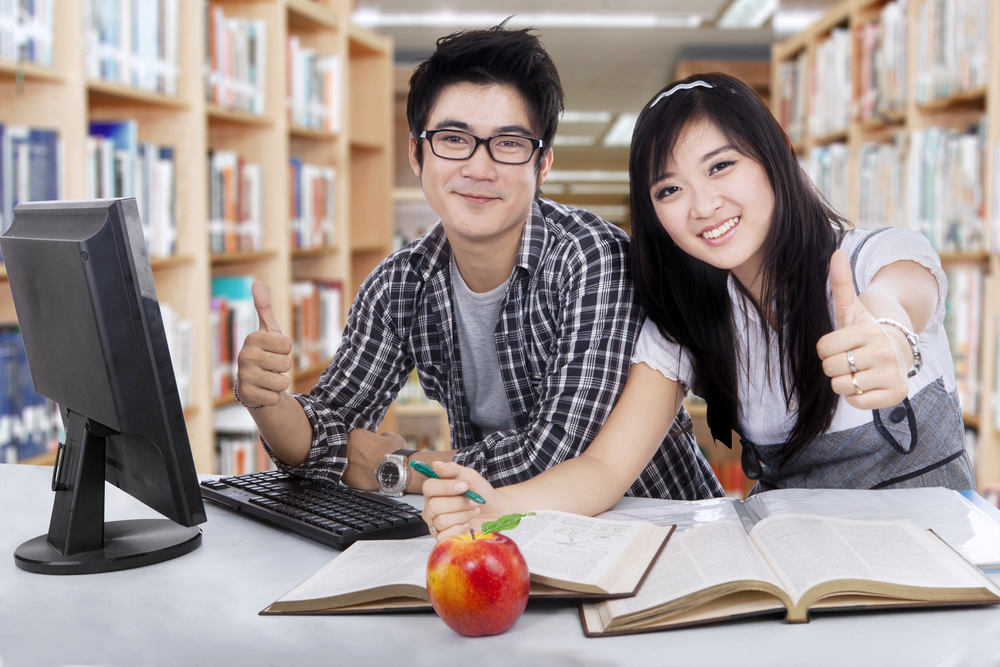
[599,486,1000,571]
[580,514,1000,636]
[261,511,672,615]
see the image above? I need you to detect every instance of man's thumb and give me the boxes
[829,249,858,329]
[252,281,282,334]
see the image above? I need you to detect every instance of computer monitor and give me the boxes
[0,198,206,574]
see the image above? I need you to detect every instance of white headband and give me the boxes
[650,80,714,107]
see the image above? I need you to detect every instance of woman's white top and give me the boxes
[632,228,956,445]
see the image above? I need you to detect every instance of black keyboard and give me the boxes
[200,470,429,549]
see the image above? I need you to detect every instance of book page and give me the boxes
[598,497,750,533]
[501,511,651,586]
[750,515,990,604]
[276,538,434,603]
[744,487,1000,570]
[603,520,783,619]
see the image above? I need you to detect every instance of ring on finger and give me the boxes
[428,524,437,536]
[851,372,864,396]
[846,348,858,374]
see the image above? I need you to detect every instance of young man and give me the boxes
[235,24,722,501]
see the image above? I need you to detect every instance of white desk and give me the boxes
[2,463,999,667]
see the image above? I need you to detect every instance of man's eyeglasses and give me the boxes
[419,130,544,165]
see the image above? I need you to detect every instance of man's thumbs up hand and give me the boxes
[235,281,292,409]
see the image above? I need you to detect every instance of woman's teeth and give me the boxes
[701,217,740,239]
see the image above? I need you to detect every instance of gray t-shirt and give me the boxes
[450,251,516,439]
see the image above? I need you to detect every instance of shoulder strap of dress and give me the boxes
[848,227,892,296]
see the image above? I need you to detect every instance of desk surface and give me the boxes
[2,463,999,667]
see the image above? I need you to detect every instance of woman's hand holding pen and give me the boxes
[816,250,911,410]
[420,462,510,541]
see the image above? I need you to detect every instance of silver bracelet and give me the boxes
[876,318,922,378]
[233,378,265,410]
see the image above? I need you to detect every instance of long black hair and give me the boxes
[628,72,850,467]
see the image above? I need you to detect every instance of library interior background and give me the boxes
[1,0,998,504]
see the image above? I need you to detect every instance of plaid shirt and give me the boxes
[276,198,722,500]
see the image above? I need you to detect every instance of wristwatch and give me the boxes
[375,448,418,497]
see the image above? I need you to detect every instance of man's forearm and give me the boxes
[249,392,314,467]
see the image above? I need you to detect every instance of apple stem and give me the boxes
[469,527,476,541]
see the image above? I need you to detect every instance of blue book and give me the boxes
[90,120,139,197]
[211,275,255,301]
[27,128,59,202]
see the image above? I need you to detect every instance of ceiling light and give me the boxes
[553,135,597,147]
[546,170,630,183]
[560,111,613,124]
[601,114,639,147]
[717,0,779,29]
[352,10,703,29]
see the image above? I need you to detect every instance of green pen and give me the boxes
[409,460,486,504]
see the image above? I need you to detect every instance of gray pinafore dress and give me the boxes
[739,229,976,495]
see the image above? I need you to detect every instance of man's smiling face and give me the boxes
[409,82,552,249]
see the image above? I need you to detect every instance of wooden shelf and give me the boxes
[292,246,340,259]
[87,79,188,109]
[0,58,62,83]
[210,250,279,266]
[287,0,341,31]
[290,125,339,140]
[150,254,197,270]
[916,87,988,113]
[206,104,274,127]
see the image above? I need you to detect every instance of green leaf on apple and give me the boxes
[481,512,536,535]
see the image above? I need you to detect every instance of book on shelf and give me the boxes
[83,0,179,95]
[810,27,851,139]
[260,511,673,615]
[289,159,336,250]
[205,2,266,115]
[210,275,257,400]
[290,281,342,371]
[0,125,62,256]
[287,38,341,133]
[579,513,1000,636]
[0,327,63,463]
[0,0,53,66]
[88,121,176,257]
[907,118,987,252]
[944,264,982,416]
[857,134,907,230]
[854,1,907,123]
[915,0,990,105]
[806,142,848,216]
[208,150,262,254]
[776,50,808,146]
[214,404,271,476]
[159,302,192,410]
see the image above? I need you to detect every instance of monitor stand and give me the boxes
[14,411,202,575]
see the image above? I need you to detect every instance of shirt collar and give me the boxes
[407,199,550,283]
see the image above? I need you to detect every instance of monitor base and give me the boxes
[14,519,202,575]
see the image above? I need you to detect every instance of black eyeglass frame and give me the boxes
[418,129,545,165]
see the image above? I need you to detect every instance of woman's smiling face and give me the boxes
[648,117,775,292]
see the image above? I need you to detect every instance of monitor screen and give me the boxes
[1,198,206,574]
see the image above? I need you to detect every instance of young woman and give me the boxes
[420,73,976,540]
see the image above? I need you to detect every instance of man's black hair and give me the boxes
[407,21,564,169]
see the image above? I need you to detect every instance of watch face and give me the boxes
[378,461,401,490]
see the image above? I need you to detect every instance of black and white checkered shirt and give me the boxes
[276,198,722,500]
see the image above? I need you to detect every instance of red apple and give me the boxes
[426,531,530,636]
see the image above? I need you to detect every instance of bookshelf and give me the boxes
[771,0,999,489]
[0,0,394,473]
